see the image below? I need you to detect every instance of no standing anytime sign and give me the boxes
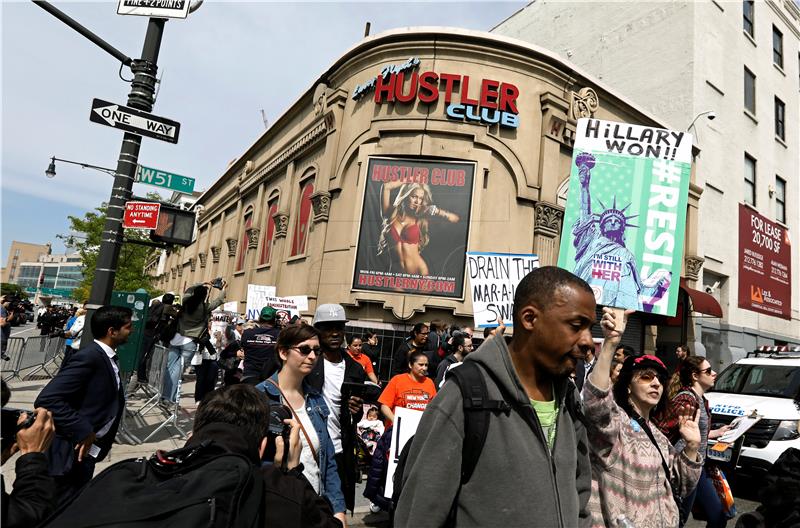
[124,201,161,230]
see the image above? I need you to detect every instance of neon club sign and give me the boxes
[352,57,520,129]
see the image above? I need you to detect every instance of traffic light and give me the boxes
[150,204,196,246]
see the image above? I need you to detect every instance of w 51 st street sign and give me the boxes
[136,164,195,194]
[90,98,180,144]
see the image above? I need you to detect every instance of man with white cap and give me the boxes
[307,303,367,514]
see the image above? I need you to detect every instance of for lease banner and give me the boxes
[466,252,539,328]
[738,205,792,320]
[352,157,475,299]
[557,118,692,316]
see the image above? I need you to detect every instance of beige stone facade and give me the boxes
[2,241,51,284]
[152,28,700,340]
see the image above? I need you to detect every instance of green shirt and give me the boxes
[531,397,558,450]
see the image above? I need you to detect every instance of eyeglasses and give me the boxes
[292,345,321,356]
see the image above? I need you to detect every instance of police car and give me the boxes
[705,346,800,474]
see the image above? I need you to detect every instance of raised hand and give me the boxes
[599,307,632,346]
[678,408,701,461]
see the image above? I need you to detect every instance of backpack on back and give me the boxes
[392,361,584,514]
[43,441,264,528]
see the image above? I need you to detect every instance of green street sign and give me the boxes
[136,164,195,194]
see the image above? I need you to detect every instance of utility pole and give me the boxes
[33,3,167,346]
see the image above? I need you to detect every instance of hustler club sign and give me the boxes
[352,57,520,129]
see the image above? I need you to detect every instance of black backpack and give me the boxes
[392,361,584,516]
[43,441,264,528]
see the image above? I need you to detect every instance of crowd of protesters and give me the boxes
[2,268,799,527]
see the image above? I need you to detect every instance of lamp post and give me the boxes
[45,157,117,178]
[687,110,716,133]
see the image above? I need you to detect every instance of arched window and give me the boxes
[236,210,253,272]
[290,178,314,257]
[259,198,279,266]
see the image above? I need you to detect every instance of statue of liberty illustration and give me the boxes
[572,152,671,312]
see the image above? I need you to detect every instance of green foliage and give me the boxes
[67,192,165,300]
[0,283,29,299]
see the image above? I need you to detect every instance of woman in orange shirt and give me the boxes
[378,351,436,424]
[347,337,378,384]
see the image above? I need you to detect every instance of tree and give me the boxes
[0,283,29,299]
[67,193,165,301]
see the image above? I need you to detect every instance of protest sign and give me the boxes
[245,284,308,324]
[557,118,692,316]
[384,406,424,500]
[221,301,239,313]
[466,252,539,328]
[352,157,475,299]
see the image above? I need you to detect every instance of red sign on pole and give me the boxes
[738,204,792,320]
[123,201,161,230]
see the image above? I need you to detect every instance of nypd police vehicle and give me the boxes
[705,346,800,474]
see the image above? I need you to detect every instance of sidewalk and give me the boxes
[1,373,390,526]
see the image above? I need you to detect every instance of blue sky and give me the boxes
[1,1,527,264]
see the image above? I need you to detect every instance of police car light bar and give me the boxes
[755,345,800,353]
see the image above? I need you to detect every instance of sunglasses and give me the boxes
[292,345,321,356]
[634,370,660,382]
[699,367,713,375]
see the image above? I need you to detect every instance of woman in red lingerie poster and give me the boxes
[376,181,459,276]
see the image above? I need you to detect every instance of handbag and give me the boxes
[707,465,736,519]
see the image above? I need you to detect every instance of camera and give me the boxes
[268,404,292,437]
[263,404,292,466]
[1,408,36,450]
[210,277,225,290]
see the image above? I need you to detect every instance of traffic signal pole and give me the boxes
[33,2,166,346]
[80,18,166,346]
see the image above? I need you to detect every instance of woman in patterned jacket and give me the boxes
[581,307,703,528]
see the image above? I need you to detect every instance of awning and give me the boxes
[679,278,723,318]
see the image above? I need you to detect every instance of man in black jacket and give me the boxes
[308,303,367,514]
[1,381,56,528]
[35,305,132,505]
[391,322,429,377]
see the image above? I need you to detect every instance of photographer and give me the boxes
[1,295,15,361]
[163,280,226,402]
[1,380,56,528]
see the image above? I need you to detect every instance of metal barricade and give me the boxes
[1,337,26,381]
[16,336,49,378]
[24,336,64,379]
[140,350,187,443]
[136,345,170,417]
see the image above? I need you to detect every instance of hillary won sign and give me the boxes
[557,118,693,316]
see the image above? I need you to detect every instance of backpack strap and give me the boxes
[446,362,511,484]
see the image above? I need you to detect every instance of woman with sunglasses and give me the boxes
[256,324,346,526]
[582,308,702,528]
[655,356,732,527]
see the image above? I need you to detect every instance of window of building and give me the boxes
[772,25,783,68]
[259,199,279,266]
[236,211,253,272]
[290,178,315,257]
[744,67,756,114]
[743,0,754,37]
[775,176,786,224]
[744,153,757,206]
[774,97,785,141]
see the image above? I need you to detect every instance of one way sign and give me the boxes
[90,98,180,144]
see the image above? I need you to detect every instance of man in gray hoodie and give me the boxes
[395,266,596,527]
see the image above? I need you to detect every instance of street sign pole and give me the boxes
[81,17,166,348]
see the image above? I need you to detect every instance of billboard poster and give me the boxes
[738,205,792,320]
[352,157,475,299]
[466,252,540,328]
[557,118,693,316]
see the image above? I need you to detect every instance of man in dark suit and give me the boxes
[35,305,132,505]
[574,340,599,392]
